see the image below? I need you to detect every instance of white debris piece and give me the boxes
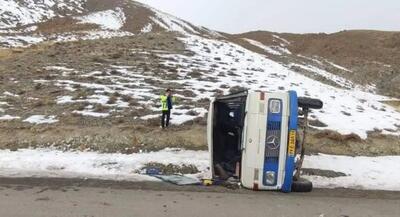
[75,7,126,30]
[23,115,58,124]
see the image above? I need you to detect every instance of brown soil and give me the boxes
[306,129,400,156]
[383,100,400,112]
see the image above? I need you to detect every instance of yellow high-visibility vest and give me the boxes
[160,95,176,111]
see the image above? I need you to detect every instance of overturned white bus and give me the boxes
[207,91,323,192]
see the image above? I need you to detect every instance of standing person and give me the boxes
[160,89,176,128]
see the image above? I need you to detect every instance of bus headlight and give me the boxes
[265,171,276,185]
[269,99,281,114]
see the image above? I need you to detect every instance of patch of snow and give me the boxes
[140,114,160,120]
[1,29,133,48]
[145,5,198,34]
[171,107,208,125]
[56,96,74,104]
[303,154,400,191]
[23,115,58,124]
[0,148,398,191]
[288,63,354,89]
[73,110,110,118]
[326,60,352,72]
[0,0,86,28]
[272,34,291,45]
[3,91,19,97]
[0,115,20,120]
[173,34,400,139]
[0,35,44,47]
[141,23,153,33]
[54,30,133,42]
[0,148,209,181]
[0,25,37,34]
[45,66,74,71]
[244,38,281,55]
[199,26,224,38]
[76,7,126,30]
[298,54,324,65]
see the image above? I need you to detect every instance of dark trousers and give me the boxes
[161,110,171,128]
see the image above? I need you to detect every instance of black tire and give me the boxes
[298,97,323,110]
[291,178,313,192]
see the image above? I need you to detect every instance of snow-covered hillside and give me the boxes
[0,0,218,47]
[0,0,86,28]
[0,0,399,139]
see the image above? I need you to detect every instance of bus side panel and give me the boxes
[241,93,267,189]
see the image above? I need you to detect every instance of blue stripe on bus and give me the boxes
[282,91,298,192]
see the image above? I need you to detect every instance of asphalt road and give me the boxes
[0,178,399,217]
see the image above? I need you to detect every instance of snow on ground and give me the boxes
[144,4,199,34]
[172,34,400,139]
[272,34,291,45]
[0,0,86,28]
[23,115,58,124]
[141,23,153,33]
[0,148,399,191]
[0,115,20,120]
[3,91,19,97]
[0,30,133,48]
[326,60,352,72]
[75,7,126,30]
[73,110,110,118]
[243,38,284,56]
[288,63,354,89]
[303,154,400,191]
[0,148,209,181]
[0,35,44,47]
[141,107,208,125]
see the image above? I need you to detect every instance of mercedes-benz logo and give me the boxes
[266,135,280,150]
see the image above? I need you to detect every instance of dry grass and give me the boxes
[0,49,14,59]
[314,130,362,143]
[383,100,400,112]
